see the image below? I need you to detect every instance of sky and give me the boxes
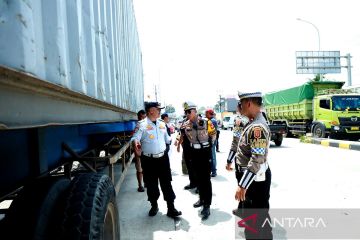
[132,0,360,114]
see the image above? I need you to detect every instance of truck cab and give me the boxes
[313,92,360,140]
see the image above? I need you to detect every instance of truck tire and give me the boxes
[313,124,326,138]
[60,173,119,240]
[274,134,283,146]
[2,177,70,240]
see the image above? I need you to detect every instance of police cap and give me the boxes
[183,101,197,111]
[144,101,165,112]
[238,91,263,101]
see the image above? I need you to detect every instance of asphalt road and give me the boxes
[117,130,360,240]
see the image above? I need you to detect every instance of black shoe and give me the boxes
[193,199,204,208]
[167,208,182,218]
[148,206,159,216]
[232,208,242,217]
[211,173,217,177]
[201,205,210,220]
[184,184,197,190]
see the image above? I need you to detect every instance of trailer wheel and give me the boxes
[2,177,70,240]
[60,173,119,240]
[313,124,326,138]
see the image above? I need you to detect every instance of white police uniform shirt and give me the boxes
[131,117,171,155]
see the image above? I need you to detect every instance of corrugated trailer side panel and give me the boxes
[0,0,143,114]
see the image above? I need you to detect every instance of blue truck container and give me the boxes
[0,1,143,239]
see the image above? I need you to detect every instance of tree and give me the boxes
[198,106,206,115]
[165,104,175,113]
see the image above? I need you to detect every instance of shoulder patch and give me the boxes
[249,125,268,151]
[250,126,266,140]
[159,122,166,129]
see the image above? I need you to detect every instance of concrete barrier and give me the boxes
[305,137,360,151]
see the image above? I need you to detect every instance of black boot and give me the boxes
[148,202,159,217]
[166,201,182,218]
[184,184,196,190]
[193,199,203,208]
[201,205,210,220]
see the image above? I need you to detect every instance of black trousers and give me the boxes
[216,130,220,151]
[190,147,212,205]
[141,154,176,203]
[183,144,197,187]
[236,166,272,239]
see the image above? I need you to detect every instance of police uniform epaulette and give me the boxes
[138,118,146,123]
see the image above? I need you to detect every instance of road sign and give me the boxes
[296,51,341,74]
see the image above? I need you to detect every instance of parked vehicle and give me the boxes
[222,115,236,130]
[262,112,287,146]
[264,81,360,140]
[0,1,142,239]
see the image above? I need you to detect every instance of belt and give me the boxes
[190,142,210,149]
[142,152,165,158]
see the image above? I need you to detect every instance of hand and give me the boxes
[235,186,247,202]
[133,140,142,156]
[174,140,178,147]
[176,144,181,153]
[226,163,233,171]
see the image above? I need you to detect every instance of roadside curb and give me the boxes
[305,137,360,151]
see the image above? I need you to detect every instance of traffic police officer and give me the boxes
[177,115,198,190]
[181,101,216,220]
[131,102,182,218]
[229,92,272,239]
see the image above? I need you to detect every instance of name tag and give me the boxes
[254,163,267,182]
[255,171,265,182]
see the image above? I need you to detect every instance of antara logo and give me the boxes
[237,214,258,234]
[237,214,327,233]
[351,117,357,122]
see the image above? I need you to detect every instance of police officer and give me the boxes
[181,101,216,220]
[225,102,251,213]
[134,109,146,192]
[161,113,172,154]
[177,115,197,190]
[131,102,182,218]
[225,103,249,173]
[229,92,272,239]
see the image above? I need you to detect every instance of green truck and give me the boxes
[264,81,360,140]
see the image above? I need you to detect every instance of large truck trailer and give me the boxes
[264,81,360,140]
[0,1,143,239]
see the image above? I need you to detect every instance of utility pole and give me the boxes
[154,85,158,102]
[345,53,352,86]
[219,95,222,112]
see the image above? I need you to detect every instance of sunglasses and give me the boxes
[185,109,192,114]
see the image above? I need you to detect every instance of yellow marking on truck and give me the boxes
[339,142,350,149]
[321,140,330,147]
